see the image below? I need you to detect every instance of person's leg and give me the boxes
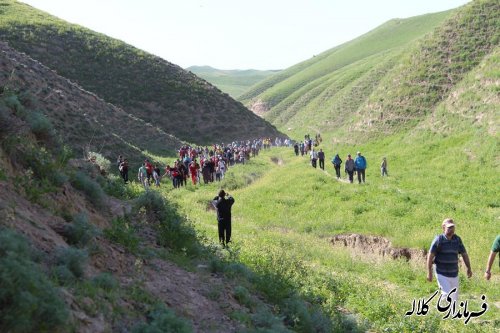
[357,170,362,183]
[436,273,459,302]
[218,222,225,246]
[361,169,366,183]
[348,171,353,183]
[226,221,232,245]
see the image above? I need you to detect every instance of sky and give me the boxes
[20,0,471,70]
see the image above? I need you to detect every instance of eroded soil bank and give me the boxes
[330,233,427,265]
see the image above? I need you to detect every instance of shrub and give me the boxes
[234,286,255,309]
[26,111,55,140]
[134,191,201,255]
[63,213,100,248]
[132,304,193,333]
[0,103,13,137]
[0,229,68,332]
[91,272,118,292]
[249,307,289,333]
[87,151,111,174]
[104,216,140,253]
[55,246,88,279]
[71,171,105,209]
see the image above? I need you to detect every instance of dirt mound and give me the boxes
[330,233,427,265]
[270,156,284,165]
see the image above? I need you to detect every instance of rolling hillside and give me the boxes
[0,41,181,164]
[240,0,499,142]
[187,66,280,98]
[0,0,282,144]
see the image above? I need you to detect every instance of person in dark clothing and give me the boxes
[318,149,325,170]
[331,154,342,179]
[212,190,235,247]
[293,142,299,156]
[119,159,129,183]
[345,154,355,183]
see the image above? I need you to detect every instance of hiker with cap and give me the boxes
[484,235,500,280]
[212,190,235,247]
[426,218,472,301]
[354,151,367,183]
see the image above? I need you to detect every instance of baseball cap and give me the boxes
[442,219,455,228]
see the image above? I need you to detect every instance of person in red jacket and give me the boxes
[189,160,200,185]
[144,159,153,185]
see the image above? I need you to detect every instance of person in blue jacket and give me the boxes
[354,151,367,184]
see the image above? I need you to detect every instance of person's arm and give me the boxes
[484,251,497,280]
[427,252,435,282]
[462,253,472,278]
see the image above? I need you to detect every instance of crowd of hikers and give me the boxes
[293,134,388,184]
[116,138,288,189]
[115,133,392,189]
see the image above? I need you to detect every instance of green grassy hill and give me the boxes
[160,1,499,332]
[187,66,281,99]
[240,0,499,142]
[0,0,282,144]
[166,46,499,328]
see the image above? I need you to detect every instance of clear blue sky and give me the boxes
[20,0,471,70]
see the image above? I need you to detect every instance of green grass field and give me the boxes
[155,128,498,331]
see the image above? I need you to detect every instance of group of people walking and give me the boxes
[293,135,388,184]
[116,138,284,189]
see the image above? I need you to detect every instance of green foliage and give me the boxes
[63,212,100,248]
[91,272,119,292]
[104,216,140,253]
[71,171,105,209]
[26,111,55,141]
[88,151,111,174]
[0,229,68,332]
[132,304,193,333]
[233,285,255,309]
[134,190,201,256]
[54,246,88,279]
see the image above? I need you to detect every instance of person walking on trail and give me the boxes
[381,157,388,176]
[310,148,318,168]
[332,154,342,179]
[153,164,161,187]
[144,159,153,185]
[189,160,200,185]
[318,149,325,170]
[344,154,355,183]
[137,163,149,189]
[354,151,367,184]
[212,190,235,247]
[119,158,129,183]
[293,142,299,156]
[427,218,472,301]
[485,235,500,280]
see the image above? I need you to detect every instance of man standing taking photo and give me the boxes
[213,190,235,248]
[426,218,472,301]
